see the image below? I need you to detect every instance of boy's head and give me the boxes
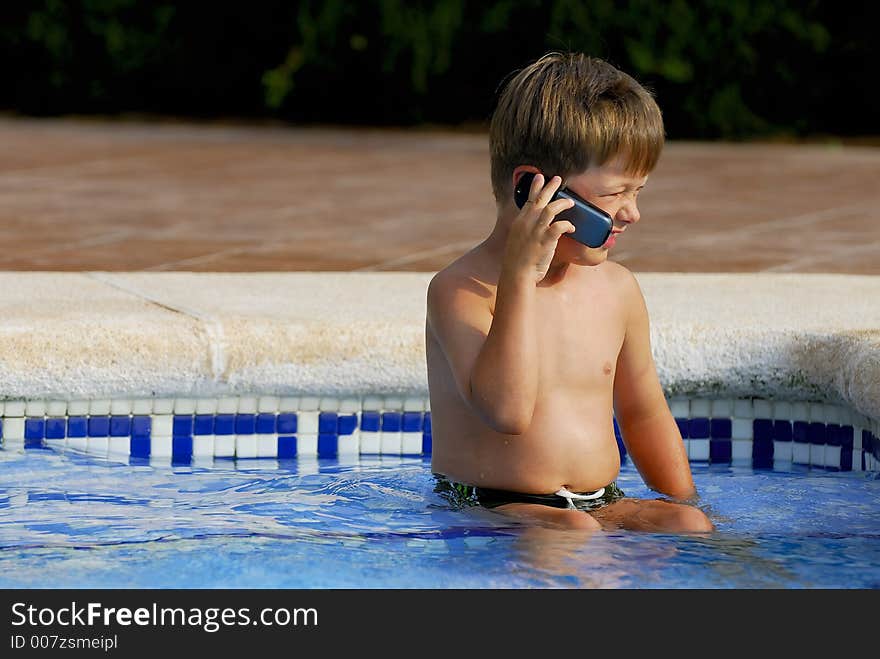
[489,52,665,205]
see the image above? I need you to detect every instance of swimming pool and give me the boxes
[1,419,878,589]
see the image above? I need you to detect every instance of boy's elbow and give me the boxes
[480,402,533,435]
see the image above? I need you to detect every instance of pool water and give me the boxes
[1,446,878,589]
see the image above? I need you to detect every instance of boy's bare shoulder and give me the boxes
[426,249,497,322]
[599,260,644,307]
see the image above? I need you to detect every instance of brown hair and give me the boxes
[489,52,665,201]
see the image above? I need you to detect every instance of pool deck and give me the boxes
[1,116,878,274]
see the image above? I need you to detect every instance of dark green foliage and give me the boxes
[2,1,876,138]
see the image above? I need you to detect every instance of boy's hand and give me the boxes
[503,174,576,284]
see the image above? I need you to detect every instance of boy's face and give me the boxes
[553,154,649,267]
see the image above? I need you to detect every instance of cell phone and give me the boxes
[513,172,613,248]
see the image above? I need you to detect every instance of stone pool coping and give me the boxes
[0,272,877,424]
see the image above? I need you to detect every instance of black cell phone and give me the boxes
[513,172,613,248]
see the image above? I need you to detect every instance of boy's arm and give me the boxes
[426,270,539,435]
[612,270,697,500]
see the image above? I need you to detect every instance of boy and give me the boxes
[425,52,714,533]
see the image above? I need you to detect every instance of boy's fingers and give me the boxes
[534,175,562,208]
[527,173,545,203]
[538,197,575,225]
[549,220,576,238]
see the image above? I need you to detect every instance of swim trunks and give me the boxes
[433,473,625,512]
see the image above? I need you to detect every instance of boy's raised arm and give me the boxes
[613,270,697,500]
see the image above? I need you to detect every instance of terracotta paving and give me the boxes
[1,117,878,274]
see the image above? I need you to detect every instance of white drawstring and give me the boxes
[555,486,606,509]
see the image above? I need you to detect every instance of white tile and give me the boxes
[0,402,5,416]
[192,436,215,457]
[792,442,811,465]
[256,435,277,458]
[384,396,404,411]
[67,437,87,452]
[825,445,842,470]
[381,432,402,455]
[825,405,842,425]
[132,399,153,414]
[360,432,381,454]
[297,411,319,434]
[150,436,172,458]
[773,401,792,420]
[732,418,753,440]
[296,456,320,475]
[152,398,175,414]
[690,399,711,417]
[191,455,215,468]
[731,440,753,461]
[195,398,218,414]
[852,449,863,472]
[711,399,733,417]
[213,435,235,457]
[46,400,67,416]
[25,400,47,416]
[4,401,26,417]
[89,399,112,415]
[149,455,171,467]
[217,397,239,414]
[296,434,318,456]
[235,435,258,459]
[404,397,426,412]
[337,434,360,456]
[363,396,384,411]
[319,397,340,411]
[402,432,423,455]
[791,402,810,421]
[808,402,826,422]
[3,417,25,440]
[238,397,258,414]
[753,399,773,418]
[110,399,133,415]
[87,437,109,457]
[773,441,793,462]
[424,399,431,412]
[258,396,280,413]
[339,397,361,413]
[688,439,710,461]
[152,415,173,436]
[733,399,753,418]
[810,443,827,467]
[108,437,130,455]
[854,428,864,451]
[669,398,689,418]
[299,397,320,412]
[174,398,197,414]
[279,396,300,412]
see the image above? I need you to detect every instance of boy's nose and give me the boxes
[616,201,640,226]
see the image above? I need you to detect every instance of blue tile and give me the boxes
[688,418,710,439]
[338,414,357,435]
[277,435,297,458]
[675,417,689,438]
[382,412,402,432]
[25,418,45,440]
[173,415,194,436]
[67,416,87,438]
[773,420,792,442]
[753,437,774,461]
[0,419,3,438]
[214,414,235,435]
[793,421,809,443]
[131,415,151,436]
[423,412,431,434]
[319,412,338,434]
[808,422,826,445]
[615,433,627,459]
[277,413,297,434]
[110,415,131,437]
[752,454,774,470]
[710,418,732,439]
[172,436,193,459]
[361,411,380,432]
[613,417,621,438]
[403,412,423,433]
[45,418,66,439]
[88,416,110,437]
[194,415,214,435]
[256,413,277,434]
[318,433,338,457]
[840,448,853,471]
[130,435,150,458]
[840,426,854,449]
[710,438,732,462]
[826,424,841,447]
[753,419,773,442]
[235,414,256,435]
[422,432,432,455]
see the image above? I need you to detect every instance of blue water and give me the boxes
[0,446,878,588]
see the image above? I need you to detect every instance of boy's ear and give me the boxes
[511,165,542,192]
